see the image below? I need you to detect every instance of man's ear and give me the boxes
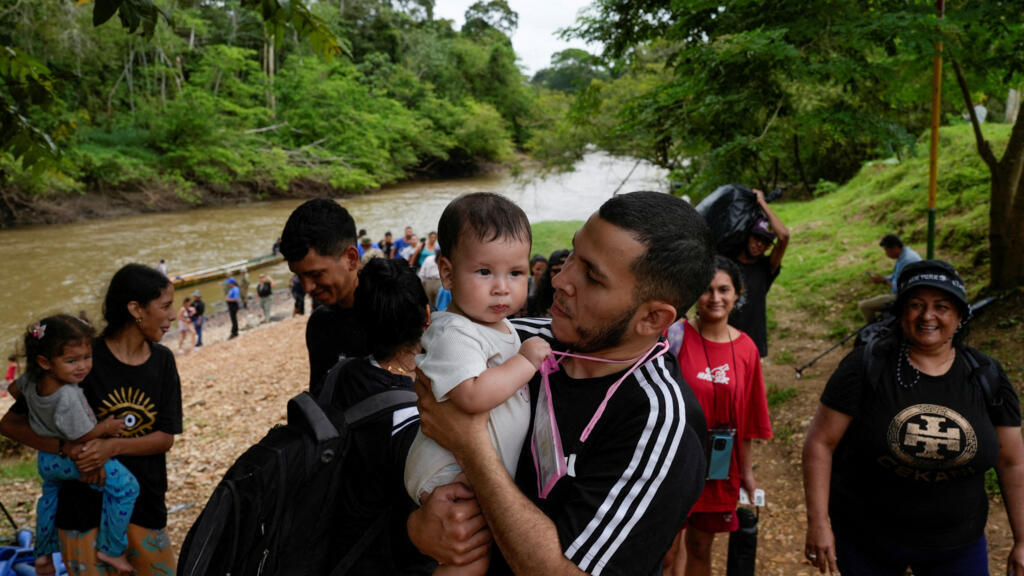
[343,245,360,270]
[437,256,454,290]
[633,300,677,337]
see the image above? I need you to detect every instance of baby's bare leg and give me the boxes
[96,550,134,573]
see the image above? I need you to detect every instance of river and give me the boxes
[0,152,667,352]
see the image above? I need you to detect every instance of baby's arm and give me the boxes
[447,336,550,414]
[71,415,126,444]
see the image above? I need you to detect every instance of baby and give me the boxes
[405,192,550,575]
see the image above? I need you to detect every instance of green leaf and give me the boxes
[93,0,122,27]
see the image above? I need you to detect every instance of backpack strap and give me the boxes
[288,393,340,444]
[318,357,358,406]
[345,389,418,427]
[961,346,1002,407]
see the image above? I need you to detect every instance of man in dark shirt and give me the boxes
[190,291,205,347]
[730,188,790,358]
[409,192,714,575]
[280,198,369,396]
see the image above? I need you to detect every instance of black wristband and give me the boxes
[58,439,66,458]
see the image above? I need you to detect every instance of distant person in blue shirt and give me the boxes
[225,278,241,339]
[393,226,416,261]
[858,233,922,323]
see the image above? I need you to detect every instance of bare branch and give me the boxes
[951,59,997,170]
[243,122,290,135]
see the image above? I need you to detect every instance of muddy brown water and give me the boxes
[0,153,666,353]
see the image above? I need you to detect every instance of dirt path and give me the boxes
[1,298,1020,574]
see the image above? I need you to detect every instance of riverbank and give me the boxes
[0,157,518,229]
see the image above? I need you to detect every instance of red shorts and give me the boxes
[686,510,739,533]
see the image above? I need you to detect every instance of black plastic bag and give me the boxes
[695,185,782,257]
[695,184,759,257]
[726,507,758,576]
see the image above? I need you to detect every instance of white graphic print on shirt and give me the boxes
[697,364,731,385]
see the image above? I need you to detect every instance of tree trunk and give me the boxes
[953,60,1024,289]
[1008,88,1021,126]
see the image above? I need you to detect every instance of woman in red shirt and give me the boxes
[664,255,773,576]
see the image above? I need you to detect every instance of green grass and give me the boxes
[531,220,581,259]
[0,458,38,482]
[766,384,799,409]
[771,123,1010,331]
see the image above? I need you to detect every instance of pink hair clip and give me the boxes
[31,322,46,339]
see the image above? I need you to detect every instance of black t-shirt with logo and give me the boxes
[56,339,184,531]
[821,346,1021,549]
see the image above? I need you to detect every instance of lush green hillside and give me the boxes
[771,123,1008,329]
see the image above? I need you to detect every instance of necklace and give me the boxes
[898,344,955,389]
[695,318,738,428]
[897,343,920,389]
[383,356,416,375]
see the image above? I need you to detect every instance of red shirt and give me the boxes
[5,362,15,383]
[678,320,772,512]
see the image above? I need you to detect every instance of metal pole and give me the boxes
[927,0,945,260]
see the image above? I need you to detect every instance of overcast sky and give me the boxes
[433,0,598,76]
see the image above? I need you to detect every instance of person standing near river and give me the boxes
[190,291,205,347]
[257,274,274,323]
[225,278,241,339]
[280,198,369,397]
[1,263,183,576]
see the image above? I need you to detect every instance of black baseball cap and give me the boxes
[897,260,968,314]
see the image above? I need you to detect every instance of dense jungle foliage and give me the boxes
[0,0,542,200]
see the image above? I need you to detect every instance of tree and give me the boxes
[531,48,610,94]
[462,0,517,37]
[945,2,1024,289]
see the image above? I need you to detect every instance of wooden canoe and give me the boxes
[170,253,285,289]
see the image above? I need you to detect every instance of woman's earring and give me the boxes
[135,316,143,325]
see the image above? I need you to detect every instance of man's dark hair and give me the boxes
[598,192,715,318]
[280,199,357,262]
[437,193,531,260]
[879,234,904,249]
[354,259,429,360]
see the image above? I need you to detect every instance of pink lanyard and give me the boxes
[532,340,670,498]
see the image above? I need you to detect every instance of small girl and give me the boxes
[8,314,139,575]
[177,296,196,353]
[404,192,551,575]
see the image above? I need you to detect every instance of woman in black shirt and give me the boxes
[802,260,1024,575]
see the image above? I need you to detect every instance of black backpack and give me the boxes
[257,281,273,298]
[177,359,417,576]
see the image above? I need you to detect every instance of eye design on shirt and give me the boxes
[96,387,158,437]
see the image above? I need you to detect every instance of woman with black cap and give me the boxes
[802,260,1024,575]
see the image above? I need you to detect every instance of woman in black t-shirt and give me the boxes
[802,260,1024,576]
[0,264,183,575]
